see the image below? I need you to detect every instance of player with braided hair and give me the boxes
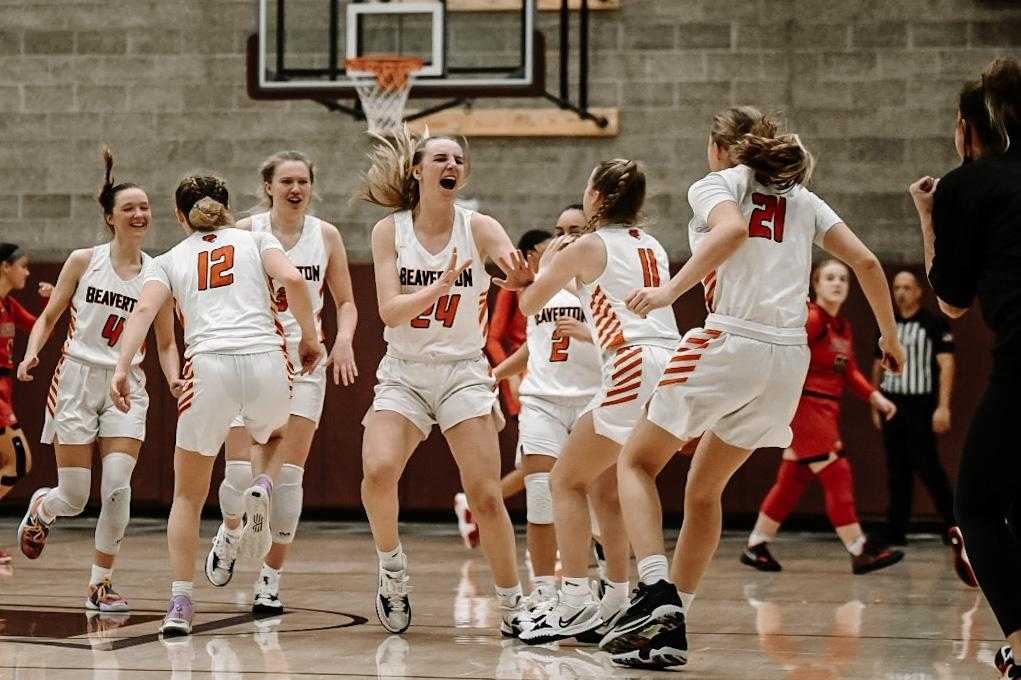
[502,159,681,644]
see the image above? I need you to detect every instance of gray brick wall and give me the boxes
[2,0,1021,263]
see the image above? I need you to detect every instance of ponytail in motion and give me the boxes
[710,106,814,192]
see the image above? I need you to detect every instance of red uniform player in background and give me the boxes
[1,243,53,564]
[740,259,906,574]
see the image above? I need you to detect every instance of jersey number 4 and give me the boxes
[101,314,125,347]
[411,294,461,329]
[197,246,235,290]
[749,193,787,243]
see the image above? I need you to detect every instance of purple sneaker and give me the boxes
[240,475,273,560]
[161,594,194,637]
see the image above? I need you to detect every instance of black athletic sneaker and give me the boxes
[598,580,685,655]
[610,624,688,669]
[997,645,1021,678]
[851,540,904,575]
[740,542,782,572]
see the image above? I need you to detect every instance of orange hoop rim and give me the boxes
[345,55,425,90]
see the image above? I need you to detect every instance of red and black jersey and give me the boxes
[789,302,876,459]
[0,295,36,372]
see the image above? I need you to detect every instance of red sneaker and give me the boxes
[947,526,979,588]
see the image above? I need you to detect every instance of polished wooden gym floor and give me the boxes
[0,518,1001,678]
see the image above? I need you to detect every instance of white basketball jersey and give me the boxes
[62,243,149,369]
[250,212,328,346]
[145,228,285,359]
[577,227,680,356]
[519,289,602,402]
[383,206,491,362]
[688,165,842,344]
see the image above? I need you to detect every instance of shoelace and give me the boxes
[169,601,189,618]
[93,579,121,603]
[381,572,410,612]
[24,520,47,544]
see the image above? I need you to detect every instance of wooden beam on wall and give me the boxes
[407,107,619,137]
[394,0,620,11]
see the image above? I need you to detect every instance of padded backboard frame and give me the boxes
[253,0,540,99]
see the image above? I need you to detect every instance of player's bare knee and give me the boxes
[362,455,401,489]
[462,484,501,518]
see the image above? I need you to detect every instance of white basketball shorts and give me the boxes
[177,351,291,456]
[582,344,673,446]
[646,328,810,450]
[516,395,592,462]
[42,357,148,445]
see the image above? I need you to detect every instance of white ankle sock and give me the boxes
[748,530,772,548]
[260,563,281,581]
[377,544,406,572]
[561,577,590,608]
[495,583,523,607]
[637,554,669,585]
[533,575,557,596]
[680,590,695,613]
[90,565,113,587]
[600,580,630,616]
[846,536,866,557]
[171,581,193,599]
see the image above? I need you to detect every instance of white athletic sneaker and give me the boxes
[376,565,411,634]
[500,595,534,637]
[252,570,284,615]
[575,598,627,644]
[239,478,272,560]
[205,523,241,587]
[518,599,602,644]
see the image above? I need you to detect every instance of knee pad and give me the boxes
[270,463,304,545]
[43,466,92,518]
[760,460,812,523]
[817,457,858,528]
[219,460,252,520]
[95,452,136,554]
[0,426,32,489]
[525,472,554,525]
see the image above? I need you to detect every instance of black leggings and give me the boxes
[956,363,1021,637]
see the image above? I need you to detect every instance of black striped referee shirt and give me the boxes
[876,308,954,396]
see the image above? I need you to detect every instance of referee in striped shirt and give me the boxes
[871,270,956,545]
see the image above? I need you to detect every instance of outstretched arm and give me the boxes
[18,249,90,381]
[626,201,747,316]
[153,298,183,397]
[323,224,359,386]
[111,281,171,412]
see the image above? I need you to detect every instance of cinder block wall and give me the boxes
[2,0,1021,263]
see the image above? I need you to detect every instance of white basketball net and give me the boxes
[346,57,423,136]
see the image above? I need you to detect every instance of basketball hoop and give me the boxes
[345,55,424,136]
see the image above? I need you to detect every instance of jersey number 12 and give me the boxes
[198,246,235,290]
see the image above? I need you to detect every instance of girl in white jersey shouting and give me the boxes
[600,107,906,669]
[110,175,322,637]
[359,128,531,635]
[509,160,681,645]
[204,151,359,616]
[16,148,181,613]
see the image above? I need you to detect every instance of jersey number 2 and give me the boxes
[411,294,461,329]
[550,335,570,362]
[197,246,235,290]
[749,193,787,243]
[101,314,125,347]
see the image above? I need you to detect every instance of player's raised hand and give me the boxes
[110,368,133,413]
[909,175,939,215]
[554,317,590,341]
[494,249,533,290]
[878,334,906,375]
[625,286,673,318]
[438,247,473,293]
[16,355,38,381]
